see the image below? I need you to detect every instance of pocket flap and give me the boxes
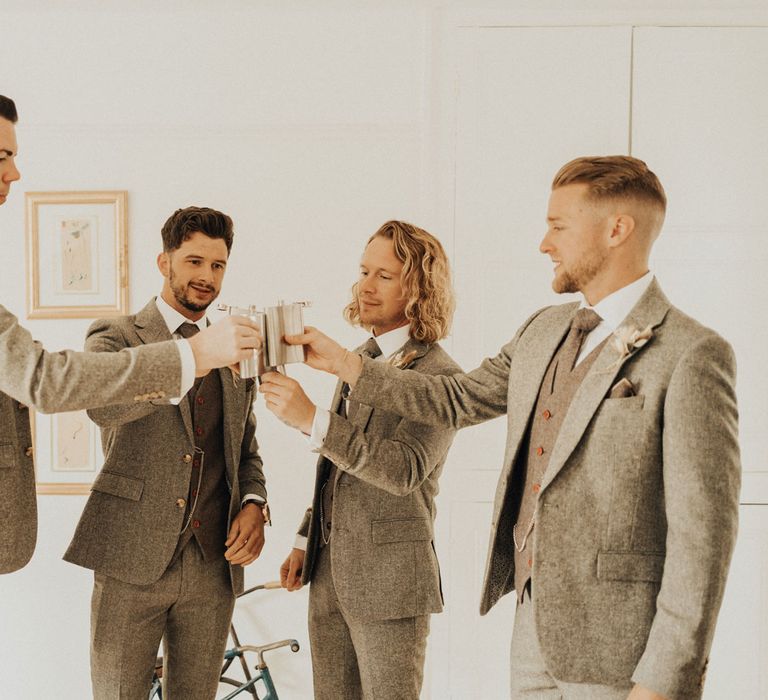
[597,551,664,583]
[91,471,144,501]
[0,443,16,469]
[371,517,431,544]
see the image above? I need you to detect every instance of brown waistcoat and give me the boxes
[512,336,608,598]
[176,372,230,561]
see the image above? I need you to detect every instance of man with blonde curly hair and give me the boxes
[260,220,460,699]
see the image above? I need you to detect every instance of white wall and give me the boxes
[1,2,766,698]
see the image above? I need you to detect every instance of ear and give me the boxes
[157,251,170,278]
[607,214,636,248]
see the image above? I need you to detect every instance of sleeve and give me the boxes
[236,381,268,502]
[0,305,183,414]
[631,333,741,699]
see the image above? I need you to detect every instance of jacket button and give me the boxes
[182,454,192,463]
[536,446,544,456]
[25,446,34,458]
[176,498,186,509]
[542,409,551,420]
[192,519,201,529]
[532,483,541,494]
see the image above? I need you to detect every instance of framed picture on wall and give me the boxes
[32,409,101,495]
[25,190,128,319]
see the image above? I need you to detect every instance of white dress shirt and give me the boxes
[575,272,654,366]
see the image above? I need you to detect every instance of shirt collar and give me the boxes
[370,324,411,360]
[582,271,654,332]
[155,294,208,336]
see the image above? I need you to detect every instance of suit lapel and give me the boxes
[219,368,244,481]
[134,298,195,443]
[500,304,577,475]
[540,278,671,492]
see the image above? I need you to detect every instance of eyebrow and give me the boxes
[185,254,227,265]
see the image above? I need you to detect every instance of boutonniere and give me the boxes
[387,349,419,369]
[606,324,653,370]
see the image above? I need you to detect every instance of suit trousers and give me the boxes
[90,539,235,700]
[308,543,430,700]
[509,587,631,700]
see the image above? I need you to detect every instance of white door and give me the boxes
[430,21,768,700]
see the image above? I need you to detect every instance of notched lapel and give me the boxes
[220,367,246,478]
[540,279,671,493]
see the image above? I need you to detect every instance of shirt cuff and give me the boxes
[309,407,331,450]
[170,338,196,405]
[294,535,308,551]
[241,494,265,507]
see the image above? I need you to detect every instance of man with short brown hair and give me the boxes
[0,94,261,575]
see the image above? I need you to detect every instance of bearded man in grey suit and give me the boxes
[63,206,270,700]
[0,94,261,575]
[260,221,460,699]
[283,157,740,700]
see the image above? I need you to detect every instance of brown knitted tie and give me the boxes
[176,322,200,339]
[557,308,602,378]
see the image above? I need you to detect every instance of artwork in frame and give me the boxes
[33,409,101,495]
[25,191,128,319]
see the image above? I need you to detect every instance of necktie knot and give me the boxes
[177,322,200,339]
[571,308,601,333]
[363,337,382,359]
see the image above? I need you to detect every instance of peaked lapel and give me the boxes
[540,278,671,493]
[134,298,195,443]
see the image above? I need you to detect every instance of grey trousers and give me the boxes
[308,543,430,700]
[510,588,632,700]
[90,540,235,700]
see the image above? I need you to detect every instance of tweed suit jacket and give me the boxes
[63,299,267,594]
[297,336,460,622]
[0,303,182,575]
[351,280,740,700]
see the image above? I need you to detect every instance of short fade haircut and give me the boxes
[0,95,18,123]
[160,206,234,254]
[344,220,455,344]
[553,155,666,234]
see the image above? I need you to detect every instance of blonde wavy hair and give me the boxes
[343,220,455,344]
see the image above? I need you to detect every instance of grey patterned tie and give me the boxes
[176,322,200,339]
[557,308,602,380]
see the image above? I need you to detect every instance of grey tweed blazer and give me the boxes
[63,299,266,594]
[298,336,460,622]
[351,280,740,700]
[0,303,182,574]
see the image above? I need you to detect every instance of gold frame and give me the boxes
[25,190,128,319]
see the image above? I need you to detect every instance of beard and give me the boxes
[169,267,218,313]
[553,248,608,295]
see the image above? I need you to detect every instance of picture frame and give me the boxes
[33,409,101,495]
[25,191,128,319]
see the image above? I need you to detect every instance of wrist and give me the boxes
[337,350,363,386]
[243,499,271,526]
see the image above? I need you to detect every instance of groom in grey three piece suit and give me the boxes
[0,95,261,575]
[64,207,269,700]
[290,157,741,700]
[260,221,460,699]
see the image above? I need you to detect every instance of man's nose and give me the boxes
[539,231,552,254]
[3,162,20,183]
